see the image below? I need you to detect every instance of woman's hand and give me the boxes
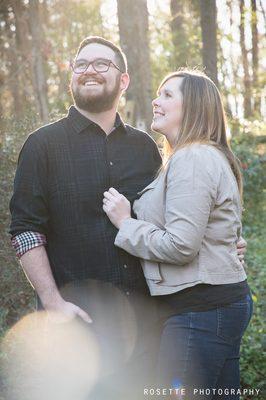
[103,187,131,229]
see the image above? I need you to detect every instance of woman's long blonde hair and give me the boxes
[159,69,243,196]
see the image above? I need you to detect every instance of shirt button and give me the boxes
[110,161,113,166]
[126,291,130,296]
[123,264,128,269]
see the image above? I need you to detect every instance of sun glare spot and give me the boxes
[1,312,100,400]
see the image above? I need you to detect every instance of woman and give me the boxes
[103,70,252,399]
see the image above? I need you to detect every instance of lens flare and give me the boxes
[0,311,100,400]
[59,280,139,377]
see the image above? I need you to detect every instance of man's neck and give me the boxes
[75,106,118,135]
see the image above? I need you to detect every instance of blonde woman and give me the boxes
[103,70,252,398]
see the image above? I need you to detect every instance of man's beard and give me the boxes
[71,74,121,113]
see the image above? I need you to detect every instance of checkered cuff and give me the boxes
[11,231,47,258]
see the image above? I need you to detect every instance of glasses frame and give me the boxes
[70,58,122,74]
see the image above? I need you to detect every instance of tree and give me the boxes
[117,0,153,132]
[29,0,49,122]
[1,2,25,117]
[239,0,252,118]
[170,0,186,68]
[199,0,218,86]
[251,0,260,114]
[11,0,35,110]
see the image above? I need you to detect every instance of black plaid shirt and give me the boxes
[10,106,162,294]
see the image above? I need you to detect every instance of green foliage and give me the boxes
[231,120,266,229]
[0,112,54,335]
[240,236,266,396]
[231,122,266,397]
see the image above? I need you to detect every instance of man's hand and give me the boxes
[103,187,131,229]
[44,297,92,324]
[20,247,92,324]
[237,236,247,264]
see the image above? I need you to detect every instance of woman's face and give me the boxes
[151,77,183,146]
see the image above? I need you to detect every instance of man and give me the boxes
[10,36,162,399]
[10,36,246,399]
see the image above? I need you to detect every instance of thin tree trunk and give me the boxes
[3,10,24,116]
[199,0,218,86]
[227,0,241,119]
[259,0,266,33]
[0,71,5,148]
[218,45,233,118]
[117,0,152,132]
[11,0,33,110]
[251,0,260,114]
[239,0,252,118]
[170,0,186,69]
[29,0,49,122]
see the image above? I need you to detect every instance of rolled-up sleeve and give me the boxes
[11,231,47,258]
[9,134,49,236]
[115,147,218,265]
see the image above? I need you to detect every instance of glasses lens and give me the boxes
[73,60,88,73]
[93,59,110,72]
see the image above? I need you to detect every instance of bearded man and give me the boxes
[9,36,162,399]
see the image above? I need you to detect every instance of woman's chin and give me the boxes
[151,121,161,133]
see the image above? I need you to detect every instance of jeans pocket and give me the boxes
[217,296,252,343]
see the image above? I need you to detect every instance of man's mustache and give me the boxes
[78,74,105,85]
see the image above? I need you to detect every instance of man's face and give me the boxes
[71,43,126,113]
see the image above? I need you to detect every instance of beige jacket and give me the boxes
[115,144,247,296]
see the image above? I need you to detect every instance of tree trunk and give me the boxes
[11,0,33,110]
[2,9,24,117]
[199,0,218,86]
[227,0,241,118]
[259,0,266,34]
[117,0,152,132]
[251,0,260,114]
[239,0,252,118]
[29,0,49,122]
[170,0,186,69]
[0,70,5,148]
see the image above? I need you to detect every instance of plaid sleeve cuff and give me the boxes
[11,231,47,258]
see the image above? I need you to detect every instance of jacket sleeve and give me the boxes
[9,134,50,236]
[115,147,218,265]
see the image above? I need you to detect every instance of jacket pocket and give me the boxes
[141,260,163,282]
[137,178,158,196]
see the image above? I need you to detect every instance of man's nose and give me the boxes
[84,63,97,74]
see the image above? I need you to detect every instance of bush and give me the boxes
[231,122,266,397]
[0,113,44,335]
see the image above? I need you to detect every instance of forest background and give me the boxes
[0,0,265,398]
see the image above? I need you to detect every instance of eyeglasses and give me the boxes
[71,58,122,74]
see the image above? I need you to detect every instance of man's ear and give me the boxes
[120,73,130,92]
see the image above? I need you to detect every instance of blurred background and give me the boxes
[0,0,265,397]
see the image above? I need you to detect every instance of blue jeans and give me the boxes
[157,294,253,400]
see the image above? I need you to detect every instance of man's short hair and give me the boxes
[76,36,127,73]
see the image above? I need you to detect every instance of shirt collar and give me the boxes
[67,105,127,135]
